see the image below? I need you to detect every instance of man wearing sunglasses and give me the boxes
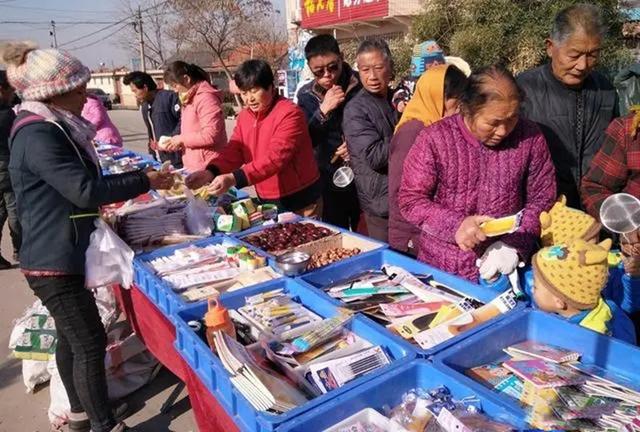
[297,34,362,230]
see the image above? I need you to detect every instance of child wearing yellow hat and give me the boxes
[531,239,636,344]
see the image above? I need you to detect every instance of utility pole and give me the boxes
[137,6,146,72]
[49,20,58,48]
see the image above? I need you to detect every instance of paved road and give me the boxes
[0,109,211,432]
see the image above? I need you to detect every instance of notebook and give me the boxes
[505,341,581,363]
[503,359,588,389]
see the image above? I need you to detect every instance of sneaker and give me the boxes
[0,256,11,270]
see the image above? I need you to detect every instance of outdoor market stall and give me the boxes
[93,144,640,432]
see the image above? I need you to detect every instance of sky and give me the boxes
[0,0,287,69]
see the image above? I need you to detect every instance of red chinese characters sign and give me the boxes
[301,0,389,28]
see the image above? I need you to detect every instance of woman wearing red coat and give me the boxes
[186,60,322,216]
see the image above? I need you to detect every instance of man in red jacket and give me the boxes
[186,60,322,217]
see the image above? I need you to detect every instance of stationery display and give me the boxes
[199,289,394,413]
[318,265,517,350]
[463,340,640,430]
[145,242,279,302]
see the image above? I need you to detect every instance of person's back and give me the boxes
[81,94,122,146]
[517,3,617,209]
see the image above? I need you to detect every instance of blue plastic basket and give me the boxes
[298,249,526,358]
[277,359,522,432]
[133,235,277,318]
[174,278,417,432]
[434,308,640,430]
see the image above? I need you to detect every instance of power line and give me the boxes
[0,4,119,14]
[0,20,120,25]
[58,18,133,47]
[66,23,131,51]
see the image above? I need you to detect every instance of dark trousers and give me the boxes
[364,213,389,242]
[26,275,116,432]
[0,189,21,255]
[322,183,361,231]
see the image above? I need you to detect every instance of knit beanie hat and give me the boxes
[410,40,445,79]
[0,41,90,101]
[540,195,601,247]
[533,239,612,310]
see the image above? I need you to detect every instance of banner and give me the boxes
[301,0,389,28]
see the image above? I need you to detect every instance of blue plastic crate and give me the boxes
[277,359,522,432]
[298,249,526,358]
[434,308,640,430]
[174,278,416,432]
[133,235,276,318]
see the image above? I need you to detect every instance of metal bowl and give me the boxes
[275,251,311,276]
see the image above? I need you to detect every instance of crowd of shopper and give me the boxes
[3,2,640,430]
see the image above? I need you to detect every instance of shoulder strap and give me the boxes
[10,114,45,138]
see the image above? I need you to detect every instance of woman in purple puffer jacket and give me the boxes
[398,65,557,282]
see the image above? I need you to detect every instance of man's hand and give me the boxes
[319,86,345,117]
[146,170,175,190]
[455,215,491,252]
[185,170,215,190]
[334,142,350,163]
[208,173,236,196]
[621,230,640,277]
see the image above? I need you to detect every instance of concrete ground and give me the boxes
[0,109,237,432]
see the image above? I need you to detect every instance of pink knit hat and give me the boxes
[0,41,90,101]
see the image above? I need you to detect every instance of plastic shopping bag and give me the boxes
[86,218,135,289]
[184,188,213,236]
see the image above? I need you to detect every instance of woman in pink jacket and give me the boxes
[398,65,557,282]
[163,61,227,172]
[81,94,122,146]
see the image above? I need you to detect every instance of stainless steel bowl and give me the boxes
[275,251,311,276]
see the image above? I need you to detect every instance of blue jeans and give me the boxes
[26,275,116,432]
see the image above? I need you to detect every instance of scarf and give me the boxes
[19,100,98,165]
[395,64,449,132]
[575,298,613,335]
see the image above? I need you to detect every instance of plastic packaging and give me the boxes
[184,188,213,236]
[85,218,135,289]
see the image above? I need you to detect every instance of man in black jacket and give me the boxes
[517,3,617,209]
[297,35,361,230]
[123,72,183,168]
[343,39,398,242]
[0,71,20,268]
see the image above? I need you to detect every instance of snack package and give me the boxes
[232,204,251,230]
[480,211,524,237]
[216,214,242,233]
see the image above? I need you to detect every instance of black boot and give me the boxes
[67,402,130,432]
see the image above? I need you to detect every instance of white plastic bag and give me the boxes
[85,219,135,289]
[22,359,51,393]
[94,285,119,329]
[184,188,213,236]
[48,356,70,427]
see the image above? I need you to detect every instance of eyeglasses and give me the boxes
[312,62,340,78]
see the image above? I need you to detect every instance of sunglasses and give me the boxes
[312,62,340,78]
